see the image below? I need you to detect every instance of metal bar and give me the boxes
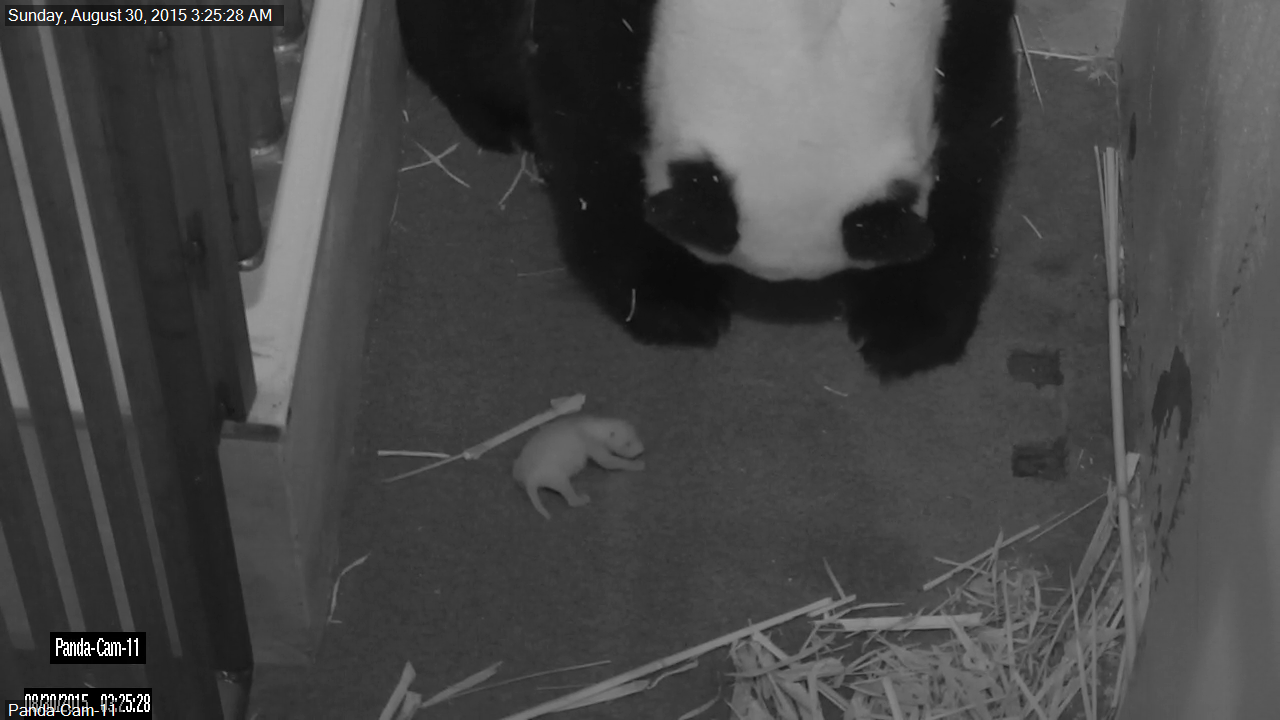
[206,27,268,265]
[61,23,236,717]
[4,22,183,693]
[276,0,305,47]
[146,24,257,421]
[230,25,284,151]
[0,27,131,689]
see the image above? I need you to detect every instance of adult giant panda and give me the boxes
[396,0,1018,380]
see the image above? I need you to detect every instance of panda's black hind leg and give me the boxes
[396,0,533,153]
[433,94,532,154]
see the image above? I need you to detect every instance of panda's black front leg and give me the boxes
[553,194,732,347]
[841,225,995,380]
[621,246,732,347]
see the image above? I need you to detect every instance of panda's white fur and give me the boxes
[642,0,947,280]
[396,0,1019,379]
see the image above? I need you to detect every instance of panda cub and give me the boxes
[395,0,1019,380]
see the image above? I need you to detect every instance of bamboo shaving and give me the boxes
[499,152,543,209]
[922,524,1041,591]
[1023,214,1044,239]
[1013,15,1044,108]
[677,694,720,720]
[818,613,983,633]
[420,662,502,709]
[1026,492,1108,546]
[498,597,837,720]
[453,659,611,700]
[394,691,421,720]
[380,394,586,483]
[382,659,620,719]
[326,552,369,624]
[377,663,416,720]
[377,449,452,459]
[822,557,848,598]
[401,140,470,187]
[516,267,565,278]
[1020,49,1098,62]
[469,395,584,458]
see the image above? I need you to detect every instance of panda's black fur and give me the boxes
[395,0,1019,380]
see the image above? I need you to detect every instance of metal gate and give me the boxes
[1,16,275,718]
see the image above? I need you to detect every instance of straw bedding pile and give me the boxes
[725,484,1150,720]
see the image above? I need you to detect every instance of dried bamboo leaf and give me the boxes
[420,661,502,709]
[677,694,721,720]
[378,663,417,720]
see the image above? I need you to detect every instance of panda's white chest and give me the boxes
[642,0,947,280]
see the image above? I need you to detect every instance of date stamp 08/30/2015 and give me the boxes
[7,632,151,718]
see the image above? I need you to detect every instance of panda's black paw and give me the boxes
[616,268,731,347]
[456,113,533,154]
[847,299,976,381]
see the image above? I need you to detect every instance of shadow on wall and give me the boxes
[1117,0,1280,718]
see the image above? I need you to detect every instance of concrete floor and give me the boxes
[1020,0,1126,56]
[247,58,1118,719]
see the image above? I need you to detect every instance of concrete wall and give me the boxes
[1116,1,1279,718]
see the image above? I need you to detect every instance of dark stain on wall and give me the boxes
[1128,113,1137,161]
[1149,347,1193,451]
[1147,348,1195,583]
[1224,201,1269,329]
[1151,484,1164,576]
[1166,461,1194,536]
[1153,458,1195,577]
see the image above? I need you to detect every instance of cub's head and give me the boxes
[586,418,644,458]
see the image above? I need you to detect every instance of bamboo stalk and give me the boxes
[496,597,835,720]
[377,449,452,459]
[377,663,416,720]
[883,677,907,720]
[1096,146,1139,699]
[1013,15,1044,108]
[922,524,1041,591]
[818,613,983,633]
[380,394,586,483]
[462,393,585,460]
